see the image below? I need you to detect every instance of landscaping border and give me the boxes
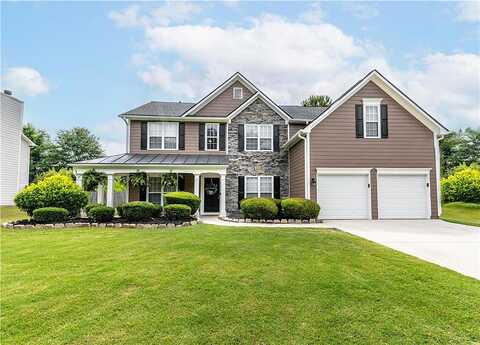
[2,220,200,230]
[219,216,322,224]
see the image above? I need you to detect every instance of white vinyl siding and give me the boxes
[148,122,178,150]
[245,176,273,198]
[245,124,273,151]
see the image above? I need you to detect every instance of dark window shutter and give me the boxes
[238,124,244,151]
[381,104,388,138]
[199,123,205,151]
[141,122,148,150]
[273,176,280,199]
[177,174,185,191]
[178,123,185,150]
[238,176,245,206]
[273,125,280,152]
[219,124,226,151]
[139,185,147,201]
[355,105,364,138]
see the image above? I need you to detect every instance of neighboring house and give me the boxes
[0,91,35,206]
[71,70,448,219]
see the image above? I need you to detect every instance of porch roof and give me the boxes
[72,153,228,166]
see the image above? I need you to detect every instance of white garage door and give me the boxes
[378,174,430,219]
[316,173,370,219]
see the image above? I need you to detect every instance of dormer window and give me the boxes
[233,87,243,100]
[363,99,382,138]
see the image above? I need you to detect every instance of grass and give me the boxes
[0,205,28,223]
[441,202,480,227]
[2,224,479,345]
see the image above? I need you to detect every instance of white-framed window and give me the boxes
[245,124,273,151]
[147,122,179,150]
[205,123,219,151]
[233,87,243,100]
[147,174,178,206]
[362,99,382,138]
[245,176,273,198]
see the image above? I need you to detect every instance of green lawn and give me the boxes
[441,202,480,227]
[0,205,28,223]
[2,225,479,345]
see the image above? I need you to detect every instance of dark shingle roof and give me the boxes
[74,153,228,165]
[121,101,326,121]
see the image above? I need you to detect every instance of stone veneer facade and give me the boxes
[226,99,289,215]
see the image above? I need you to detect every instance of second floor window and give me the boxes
[233,87,243,99]
[205,123,219,150]
[245,124,273,151]
[148,122,178,150]
[363,99,381,138]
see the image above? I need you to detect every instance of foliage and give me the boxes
[120,201,159,221]
[87,206,115,222]
[114,176,127,192]
[240,198,278,219]
[301,95,333,107]
[14,173,88,216]
[82,169,106,192]
[441,164,480,203]
[85,203,103,213]
[32,207,69,223]
[164,191,200,215]
[23,123,55,182]
[35,168,76,183]
[281,198,321,219]
[440,128,480,176]
[128,173,147,188]
[164,204,191,220]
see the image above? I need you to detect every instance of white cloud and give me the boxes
[3,67,50,96]
[342,3,380,20]
[111,6,480,129]
[300,3,325,24]
[95,119,126,155]
[456,1,480,22]
[109,2,201,28]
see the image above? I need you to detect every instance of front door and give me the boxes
[203,177,220,213]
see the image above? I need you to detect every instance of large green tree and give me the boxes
[51,127,104,169]
[440,127,480,176]
[23,123,55,182]
[301,95,333,107]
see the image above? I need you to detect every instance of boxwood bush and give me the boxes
[87,206,115,222]
[281,198,320,220]
[120,201,159,221]
[164,204,191,220]
[164,192,200,215]
[441,165,480,203]
[85,203,103,214]
[32,207,69,223]
[15,174,88,216]
[240,198,278,219]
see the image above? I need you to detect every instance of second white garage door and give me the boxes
[316,172,370,219]
[377,172,430,219]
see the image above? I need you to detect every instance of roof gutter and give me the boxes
[118,114,230,123]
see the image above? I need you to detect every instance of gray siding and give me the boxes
[289,123,306,138]
[308,81,438,218]
[192,81,254,117]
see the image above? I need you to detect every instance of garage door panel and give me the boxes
[378,174,429,219]
[317,174,369,219]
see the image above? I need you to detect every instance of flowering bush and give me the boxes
[14,173,88,216]
[441,165,480,203]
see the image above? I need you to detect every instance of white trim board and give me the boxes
[226,92,291,122]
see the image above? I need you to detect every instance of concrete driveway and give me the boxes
[325,220,480,280]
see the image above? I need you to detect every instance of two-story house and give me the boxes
[72,70,448,219]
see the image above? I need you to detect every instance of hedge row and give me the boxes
[240,197,320,220]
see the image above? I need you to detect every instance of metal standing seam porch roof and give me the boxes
[73,153,229,166]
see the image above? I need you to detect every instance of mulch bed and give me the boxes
[9,217,197,226]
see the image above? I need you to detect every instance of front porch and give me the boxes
[71,153,228,217]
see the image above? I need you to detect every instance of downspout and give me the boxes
[434,133,444,217]
[298,130,311,200]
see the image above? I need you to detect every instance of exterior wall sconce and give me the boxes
[311,177,316,185]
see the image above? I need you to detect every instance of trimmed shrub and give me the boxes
[240,198,278,219]
[441,165,480,203]
[32,207,69,223]
[164,204,191,220]
[164,192,200,215]
[116,204,125,218]
[85,203,103,214]
[281,198,320,220]
[15,174,88,216]
[121,201,158,221]
[87,206,115,222]
[151,204,163,218]
[272,198,283,219]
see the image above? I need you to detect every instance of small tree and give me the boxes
[23,123,55,182]
[301,95,332,107]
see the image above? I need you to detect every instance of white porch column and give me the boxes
[193,173,200,197]
[219,173,226,217]
[106,174,114,207]
[76,173,83,189]
[97,183,104,204]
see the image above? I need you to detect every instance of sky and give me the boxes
[2,1,479,155]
